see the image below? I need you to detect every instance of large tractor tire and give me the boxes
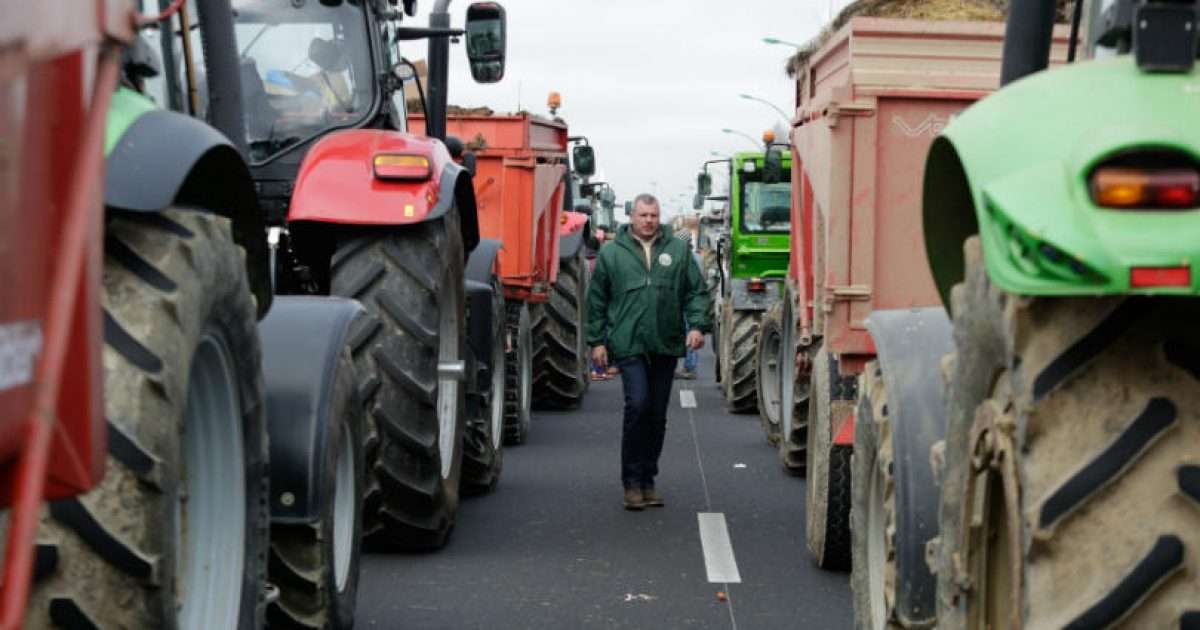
[722,301,761,414]
[331,212,466,551]
[756,303,785,445]
[850,362,899,630]
[777,294,809,475]
[933,236,1200,629]
[502,301,533,445]
[25,210,270,628]
[268,347,364,630]
[461,277,506,495]
[532,251,589,409]
[805,349,853,571]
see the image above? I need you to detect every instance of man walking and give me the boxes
[587,194,711,510]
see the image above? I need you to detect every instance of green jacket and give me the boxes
[586,224,712,360]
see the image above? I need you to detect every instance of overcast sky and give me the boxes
[404,0,841,220]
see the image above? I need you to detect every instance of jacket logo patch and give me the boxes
[658,253,672,267]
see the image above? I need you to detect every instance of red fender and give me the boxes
[288,129,454,225]
[559,210,589,237]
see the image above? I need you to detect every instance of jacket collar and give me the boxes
[615,224,671,253]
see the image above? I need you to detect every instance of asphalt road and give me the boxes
[356,352,853,630]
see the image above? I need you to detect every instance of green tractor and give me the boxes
[700,146,792,420]
[856,0,1200,627]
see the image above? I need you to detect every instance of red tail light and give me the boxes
[1091,167,1199,209]
[747,279,766,292]
[1130,266,1191,288]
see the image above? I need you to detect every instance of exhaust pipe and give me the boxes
[1000,0,1058,86]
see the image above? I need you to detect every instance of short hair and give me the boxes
[633,193,659,210]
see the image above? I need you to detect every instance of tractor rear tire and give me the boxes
[532,252,589,409]
[725,305,761,414]
[777,294,809,475]
[268,348,364,629]
[805,348,853,572]
[933,236,1200,629]
[462,277,506,495]
[756,303,785,445]
[331,213,466,551]
[502,302,533,445]
[25,210,269,629]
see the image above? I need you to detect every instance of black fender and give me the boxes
[464,239,502,382]
[558,227,585,261]
[258,295,366,523]
[428,161,481,256]
[105,108,272,316]
[863,307,955,627]
[730,277,783,312]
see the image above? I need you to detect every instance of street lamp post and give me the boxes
[762,36,805,49]
[739,93,791,125]
[721,128,762,149]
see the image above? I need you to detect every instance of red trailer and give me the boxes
[780,14,1010,571]
[410,113,589,439]
[777,15,1071,627]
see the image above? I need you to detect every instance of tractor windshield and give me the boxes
[233,0,375,162]
[740,181,791,234]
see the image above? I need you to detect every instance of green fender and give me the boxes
[923,56,1200,311]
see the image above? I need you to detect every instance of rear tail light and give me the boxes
[373,154,431,181]
[1131,266,1191,288]
[747,278,766,292]
[1090,167,1199,209]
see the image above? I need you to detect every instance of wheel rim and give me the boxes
[177,333,246,630]
[437,268,462,480]
[969,471,1015,629]
[332,430,355,591]
[490,315,506,450]
[866,450,889,629]
[760,322,783,428]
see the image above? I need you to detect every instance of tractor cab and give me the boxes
[233,0,378,163]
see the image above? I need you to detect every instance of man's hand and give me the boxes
[591,345,608,370]
[687,330,705,350]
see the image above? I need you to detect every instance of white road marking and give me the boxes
[698,513,742,584]
[679,389,697,408]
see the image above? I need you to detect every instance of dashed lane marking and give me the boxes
[679,389,697,408]
[698,512,742,584]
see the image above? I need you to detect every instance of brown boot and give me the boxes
[642,486,664,507]
[623,487,645,511]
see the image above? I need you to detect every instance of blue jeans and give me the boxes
[617,354,677,489]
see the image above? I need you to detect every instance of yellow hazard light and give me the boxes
[762,130,775,144]
[373,154,431,181]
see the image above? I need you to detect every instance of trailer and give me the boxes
[779,11,1013,593]
[410,112,590,437]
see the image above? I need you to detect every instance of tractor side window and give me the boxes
[741,181,792,234]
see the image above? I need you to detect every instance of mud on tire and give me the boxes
[22,210,270,629]
[933,236,1200,628]
[332,212,466,551]
[806,348,853,572]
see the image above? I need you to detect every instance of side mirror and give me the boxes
[763,147,783,184]
[572,145,596,177]
[624,200,633,216]
[692,193,703,210]
[697,172,712,196]
[465,3,506,83]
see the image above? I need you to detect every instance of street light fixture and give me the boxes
[738,93,791,125]
[762,36,805,49]
[721,128,761,149]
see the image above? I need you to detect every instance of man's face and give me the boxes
[631,202,660,239]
